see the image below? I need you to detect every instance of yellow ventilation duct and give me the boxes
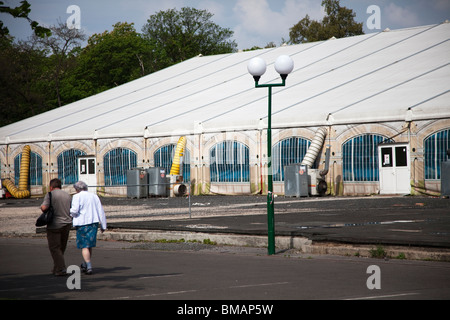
[170,137,186,176]
[2,145,31,199]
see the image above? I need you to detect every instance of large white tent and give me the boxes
[2,23,449,143]
[1,22,449,197]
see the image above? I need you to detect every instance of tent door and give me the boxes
[78,156,97,193]
[379,144,411,195]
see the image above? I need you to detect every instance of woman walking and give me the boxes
[70,181,107,275]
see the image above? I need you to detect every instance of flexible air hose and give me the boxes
[301,128,327,168]
[18,145,31,191]
[1,145,31,199]
[170,137,187,176]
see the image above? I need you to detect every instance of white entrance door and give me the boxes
[78,156,97,193]
[379,144,411,195]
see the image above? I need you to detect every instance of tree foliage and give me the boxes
[289,0,363,44]
[142,7,237,65]
[0,38,52,125]
[0,0,51,38]
[34,21,86,107]
[64,22,154,100]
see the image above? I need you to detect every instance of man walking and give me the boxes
[40,179,72,276]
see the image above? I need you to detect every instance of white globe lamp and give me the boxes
[274,55,294,80]
[247,57,267,82]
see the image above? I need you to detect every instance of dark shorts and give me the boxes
[76,223,99,249]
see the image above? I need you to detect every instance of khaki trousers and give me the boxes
[46,224,72,274]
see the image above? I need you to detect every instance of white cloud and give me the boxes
[383,3,421,28]
[232,0,323,49]
[233,0,281,35]
[431,0,450,11]
[281,0,325,21]
[198,0,227,20]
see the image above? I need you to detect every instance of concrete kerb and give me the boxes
[2,229,450,261]
[305,242,450,262]
[98,229,450,262]
[99,229,313,251]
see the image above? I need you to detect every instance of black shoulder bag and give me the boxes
[36,192,54,227]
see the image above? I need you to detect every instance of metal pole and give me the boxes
[255,77,286,255]
[255,79,285,255]
[267,86,275,255]
[189,182,191,219]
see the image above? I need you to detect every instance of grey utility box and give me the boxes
[442,161,450,197]
[127,168,148,199]
[284,164,309,197]
[147,167,169,197]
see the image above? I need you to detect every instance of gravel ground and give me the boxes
[1,194,448,238]
[0,195,269,236]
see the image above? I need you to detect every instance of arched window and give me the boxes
[424,128,450,180]
[57,149,86,185]
[104,148,137,186]
[343,134,389,182]
[14,151,42,186]
[210,141,249,183]
[272,137,311,182]
[154,144,191,181]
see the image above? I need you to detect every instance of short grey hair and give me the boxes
[73,181,88,192]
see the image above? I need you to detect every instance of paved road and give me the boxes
[1,237,449,302]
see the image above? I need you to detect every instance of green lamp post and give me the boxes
[247,55,294,255]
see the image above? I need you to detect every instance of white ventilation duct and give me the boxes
[301,127,327,168]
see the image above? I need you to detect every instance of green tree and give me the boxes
[142,7,237,66]
[64,22,154,100]
[0,0,51,38]
[35,21,86,107]
[0,38,53,126]
[289,0,363,44]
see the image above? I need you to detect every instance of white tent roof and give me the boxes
[1,23,449,144]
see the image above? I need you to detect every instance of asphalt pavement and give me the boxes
[1,237,450,301]
[1,195,450,301]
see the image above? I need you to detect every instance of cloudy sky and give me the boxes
[2,0,450,49]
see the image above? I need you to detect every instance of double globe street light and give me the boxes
[247,55,294,255]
